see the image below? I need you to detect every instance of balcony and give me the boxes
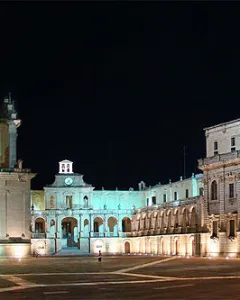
[31,233,46,239]
[198,150,240,168]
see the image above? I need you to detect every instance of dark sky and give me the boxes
[0,2,239,190]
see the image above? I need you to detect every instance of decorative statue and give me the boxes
[17,159,23,169]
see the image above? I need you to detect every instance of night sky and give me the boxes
[0,3,239,190]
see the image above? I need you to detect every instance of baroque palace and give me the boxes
[0,96,239,257]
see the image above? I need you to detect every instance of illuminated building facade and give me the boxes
[31,118,240,257]
[0,92,235,258]
[30,160,203,255]
[0,95,36,257]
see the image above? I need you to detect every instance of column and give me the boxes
[219,172,226,231]
[237,181,240,230]
[79,214,82,237]
[203,170,210,231]
[90,214,94,237]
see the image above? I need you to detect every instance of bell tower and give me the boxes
[0,93,21,168]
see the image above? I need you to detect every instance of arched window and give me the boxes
[211,181,217,200]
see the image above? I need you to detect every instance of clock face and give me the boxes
[65,177,73,185]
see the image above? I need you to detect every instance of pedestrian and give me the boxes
[98,250,102,262]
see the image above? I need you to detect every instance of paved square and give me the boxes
[0,255,240,299]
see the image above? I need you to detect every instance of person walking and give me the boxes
[98,250,102,262]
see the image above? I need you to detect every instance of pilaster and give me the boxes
[219,180,226,231]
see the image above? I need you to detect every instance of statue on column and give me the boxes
[17,159,23,170]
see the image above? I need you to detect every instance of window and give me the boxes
[152,196,156,205]
[174,192,177,201]
[211,181,217,200]
[212,221,218,237]
[214,141,218,155]
[66,195,72,208]
[230,220,235,237]
[185,189,189,198]
[147,198,149,206]
[199,187,204,196]
[231,137,236,152]
[163,194,167,203]
[229,183,234,198]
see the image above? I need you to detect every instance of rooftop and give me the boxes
[204,118,240,131]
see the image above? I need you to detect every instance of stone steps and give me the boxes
[54,247,89,256]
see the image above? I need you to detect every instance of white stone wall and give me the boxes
[144,175,203,206]
[205,119,240,157]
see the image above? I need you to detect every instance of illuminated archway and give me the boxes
[190,207,196,228]
[94,217,104,236]
[107,217,118,236]
[175,210,179,227]
[122,217,131,232]
[35,218,45,233]
[182,208,187,228]
[61,217,78,247]
[84,219,89,237]
[124,241,130,253]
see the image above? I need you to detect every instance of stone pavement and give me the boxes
[0,255,240,298]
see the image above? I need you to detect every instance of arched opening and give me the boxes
[175,239,179,255]
[35,218,45,233]
[175,210,179,227]
[49,219,55,235]
[94,217,104,236]
[211,180,218,200]
[190,207,196,228]
[161,212,165,231]
[189,236,195,256]
[124,241,130,253]
[107,217,118,236]
[50,196,55,208]
[83,196,88,208]
[122,217,131,232]
[182,209,187,228]
[167,211,172,231]
[84,219,89,237]
[61,217,78,247]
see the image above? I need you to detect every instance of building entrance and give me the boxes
[61,217,78,247]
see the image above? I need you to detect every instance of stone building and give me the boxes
[0,95,36,257]
[198,119,240,257]
[30,159,203,255]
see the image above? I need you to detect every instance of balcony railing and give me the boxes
[31,233,46,239]
[198,150,240,167]
[135,196,201,214]
[90,232,132,238]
